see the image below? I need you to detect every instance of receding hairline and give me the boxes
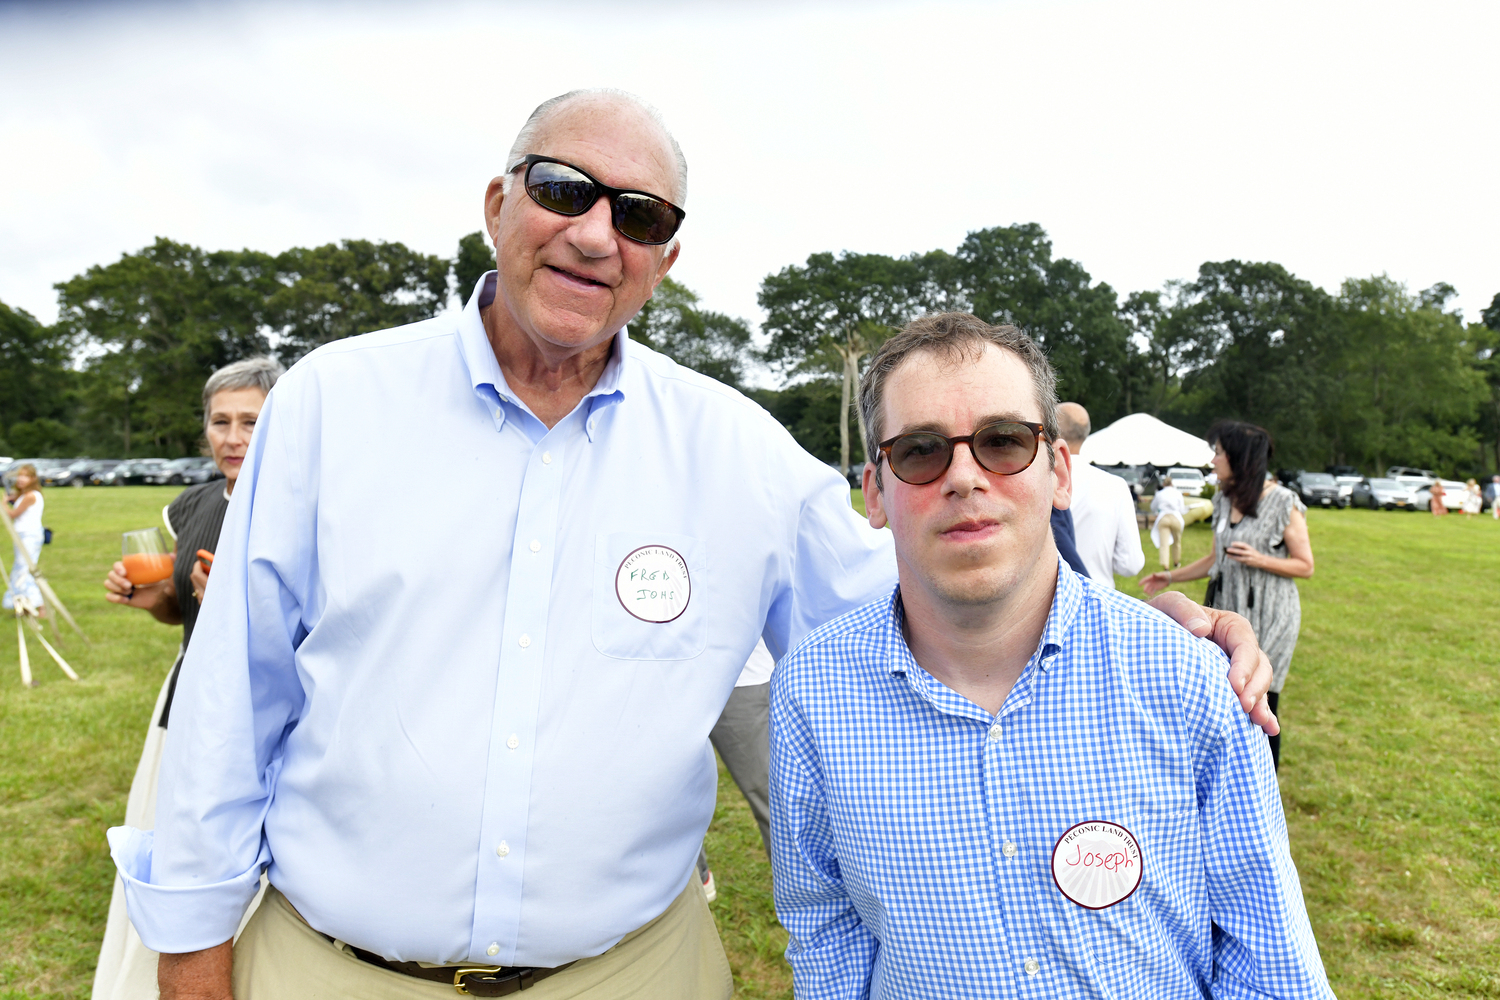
[511,90,686,204]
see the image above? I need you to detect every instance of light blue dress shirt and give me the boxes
[108,273,895,967]
[770,566,1334,999]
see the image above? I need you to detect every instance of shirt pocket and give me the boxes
[1061,808,1195,979]
[592,532,707,661]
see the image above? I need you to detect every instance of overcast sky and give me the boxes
[2,0,1496,340]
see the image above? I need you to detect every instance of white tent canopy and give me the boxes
[1078,412,1214,469]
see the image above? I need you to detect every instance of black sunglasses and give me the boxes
[877,420,1048,486]
[507,154,686,246]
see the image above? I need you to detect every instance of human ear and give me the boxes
[1052,438,1074,511]
[862,462,888,529]
[483,178,507,245]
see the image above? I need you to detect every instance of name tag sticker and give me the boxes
[615,545,691,623]
[1051,820,1142,910]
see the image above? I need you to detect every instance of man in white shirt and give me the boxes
[1057,403,1144,588]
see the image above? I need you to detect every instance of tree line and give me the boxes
[4,226,1498,481]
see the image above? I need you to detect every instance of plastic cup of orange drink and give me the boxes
[122,528,173,585]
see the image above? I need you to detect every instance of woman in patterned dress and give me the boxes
[1143,420,1314,770]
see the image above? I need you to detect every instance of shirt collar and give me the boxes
[457,271,630,439]
[883,558,1086,683]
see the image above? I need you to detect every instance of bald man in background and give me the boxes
[1058,402,1144,588]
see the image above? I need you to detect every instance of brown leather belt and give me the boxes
[347,944,571,996]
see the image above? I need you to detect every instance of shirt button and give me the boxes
[529,539,541,552]
[988,724,1003,741]
[1024,958,1040,976]
[496,841,510,858]
[487,943,499,957]
[507,734,519,750]
[518,634,531,648]
[541,452,552,464]
[1003,841,1017,858]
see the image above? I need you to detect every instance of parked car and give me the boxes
[106,459,168,485]
[1412,479,1468,513]
[1165,467,1207,497]
[147,456,222,485]
[1386,466,1435,481]
[1099,464,1161,503]
[1288,471,1348,509]
[1326,465,1360,478]
[1350,478,1417,510]
[42,458,99,488]
[84,459,124,485]
[1333,474,1363,500]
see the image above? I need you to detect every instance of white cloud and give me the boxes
[2,0,1496,328]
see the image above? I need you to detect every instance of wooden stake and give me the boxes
[17,613,32,686]
[24,611,78,680]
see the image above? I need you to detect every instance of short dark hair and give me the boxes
[859,312,1058,490]
[1207,420,1273,517]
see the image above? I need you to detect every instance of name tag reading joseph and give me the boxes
[1051,820,1143,910]
[615,545,691,623]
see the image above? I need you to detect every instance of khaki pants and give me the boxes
[232,880,731,1000]
[1156,513,1184,569]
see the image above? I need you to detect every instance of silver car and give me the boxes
[1350,478,1416,511]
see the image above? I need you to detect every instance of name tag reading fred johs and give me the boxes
[615,545,691,623]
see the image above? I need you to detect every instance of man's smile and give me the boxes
[545,264,611,290]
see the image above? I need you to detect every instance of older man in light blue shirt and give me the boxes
[109,89,1275,1000]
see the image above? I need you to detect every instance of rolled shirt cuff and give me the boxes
[107,826,268,953]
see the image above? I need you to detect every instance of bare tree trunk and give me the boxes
[850,351,870,466]
[838,358,852,479]
[833,331,872,479]
[123,400,131,457]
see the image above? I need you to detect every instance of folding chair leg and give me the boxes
[25,616,78,680]
[17,614,33,686]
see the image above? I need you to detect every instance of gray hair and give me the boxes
[859,312,1059,491]
[202,356,284,425]
[502,89,688,206]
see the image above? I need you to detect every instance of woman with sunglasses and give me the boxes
[1142,420,1314,770]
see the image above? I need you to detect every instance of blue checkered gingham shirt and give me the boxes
[769,565,1335,999]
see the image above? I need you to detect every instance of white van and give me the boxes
[1166,467,1207,497]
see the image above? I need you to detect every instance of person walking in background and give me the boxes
[1462,478,1482,519]
[1492,476,1500,520]
[1143,420,1314,770]
[1056,402,1143,587]
[695,638,777,901]
[93,356,283,1000]
[1150,475,1188,570]
[3,464,46,620]
[1429,478,1447,517]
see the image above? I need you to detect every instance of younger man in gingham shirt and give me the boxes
[768,313,1334,999]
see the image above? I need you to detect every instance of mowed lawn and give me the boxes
[2,489,1498,998]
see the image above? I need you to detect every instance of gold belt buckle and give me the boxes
[452,966,504,995]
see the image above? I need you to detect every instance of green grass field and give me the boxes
[2,489,1498,998]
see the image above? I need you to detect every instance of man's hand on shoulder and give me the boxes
[1146,592,1280,736]
[159,940,234,1000]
